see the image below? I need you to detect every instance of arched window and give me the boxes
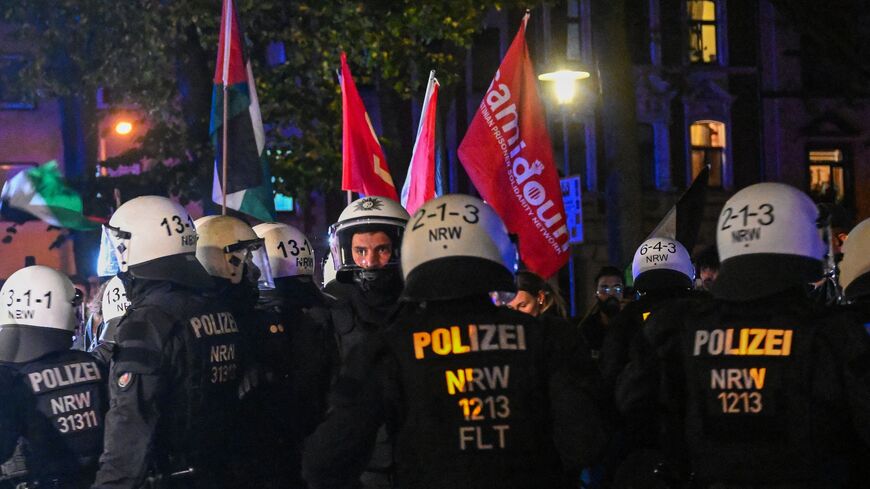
[689,120,725,187]
[687,0,718,64]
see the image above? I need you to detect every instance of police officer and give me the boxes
[0,365,16,463]
[93,196,242,489]
[304,194,607,489]
[839,217,870,317]
[599,238,700,489]
[0,265,107,488]
[194,215,287,487]
[601,237,699,388]
[616,183,870,487]
[253,223,334,435]
[326,196,410,488]
[89,276,131,367]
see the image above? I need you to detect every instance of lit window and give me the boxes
[687,0,718,64]
[689,120,725,187]
[808,149,847,205]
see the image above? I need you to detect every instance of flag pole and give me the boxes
[220,0,233,215]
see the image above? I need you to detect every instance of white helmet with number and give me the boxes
[714,183,824,301]
[631,237,694,292]
[0,266,81,362]
[840,218,870,300]
[401,194,518,301]
[328,196,409,282]
[99,196,212,289]
[195,216,274,289]
[253,223,315,279]
[101,276,130,324]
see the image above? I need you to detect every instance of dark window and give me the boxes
[638,124,656,188]
[0,55,34,110]
[627,0,651,64]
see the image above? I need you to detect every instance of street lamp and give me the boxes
[537,68,590,318]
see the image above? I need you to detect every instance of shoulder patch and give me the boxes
[117,372,134,390]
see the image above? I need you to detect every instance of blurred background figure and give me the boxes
[507,270,567,319]
[579,266,625,360]
[693,245,720,292]
[73,279,109,352]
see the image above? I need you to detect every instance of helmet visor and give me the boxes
[250,246,275,290]
[97,226,123,277]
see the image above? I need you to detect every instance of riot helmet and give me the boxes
[195,216,274,290]
[840,218,870,300]
[713,183,824,301]
[631,237,695,293]
[98,196,212,289]
[401,194,518,301]
[328,196,409,285]
[98,275,130,344]
[252,223,315,279]
[0,266,82,363]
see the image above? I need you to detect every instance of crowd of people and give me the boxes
[0,182,869,489]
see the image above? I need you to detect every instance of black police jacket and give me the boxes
[3,349,107,484]
[92,279,243,489]
[0,365,16,462]
[616,289,870,487]
[304,296,607,489]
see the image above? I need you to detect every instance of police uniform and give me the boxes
[0,266,108,489]
[615,183,870,488]
[93,279,242,488]
[304,195,607,489]
[93,196,242,489]
[0,366,15,462]
[5,349,108,487]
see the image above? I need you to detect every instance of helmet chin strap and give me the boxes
[353,267,401,294]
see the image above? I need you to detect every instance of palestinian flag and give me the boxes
[0,160,99,230]
[209,0,276,222]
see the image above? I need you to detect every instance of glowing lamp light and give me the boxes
[114,121,133,135]
[537,70,590,105]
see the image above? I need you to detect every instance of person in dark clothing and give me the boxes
[325,196,410,489]
[693,245,719,292]
[0,366,15,463]
[253,222,336,488]
[598,237,704,489]
[194,215,301,489]
[579,266,625,360]
[93,196,242,489]
[304,194,607,489]
[0,265,107,489]
[616,183,870,488]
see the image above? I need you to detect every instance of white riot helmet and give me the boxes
[328,196,409,283]
[98,196,212,289]
[195,216,274,289]
[840,218,870,300]
[714,183,824,301]
[631,237,695,293]
[99,275,130,344]
[401,194,518,301]
[252,223,315,279]
[0,266,82,362]
[322,251,338,289]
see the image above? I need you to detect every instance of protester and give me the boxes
[507,270,568,319]
[579,266,625,360]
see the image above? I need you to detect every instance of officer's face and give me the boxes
[351,231,393,270]
[507,290,545,317]
[699,266,718,291]
[595,275,624,303]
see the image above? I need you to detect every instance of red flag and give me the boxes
[340,52,398,199]
[458,14,569,278]
[401,70,440,214]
